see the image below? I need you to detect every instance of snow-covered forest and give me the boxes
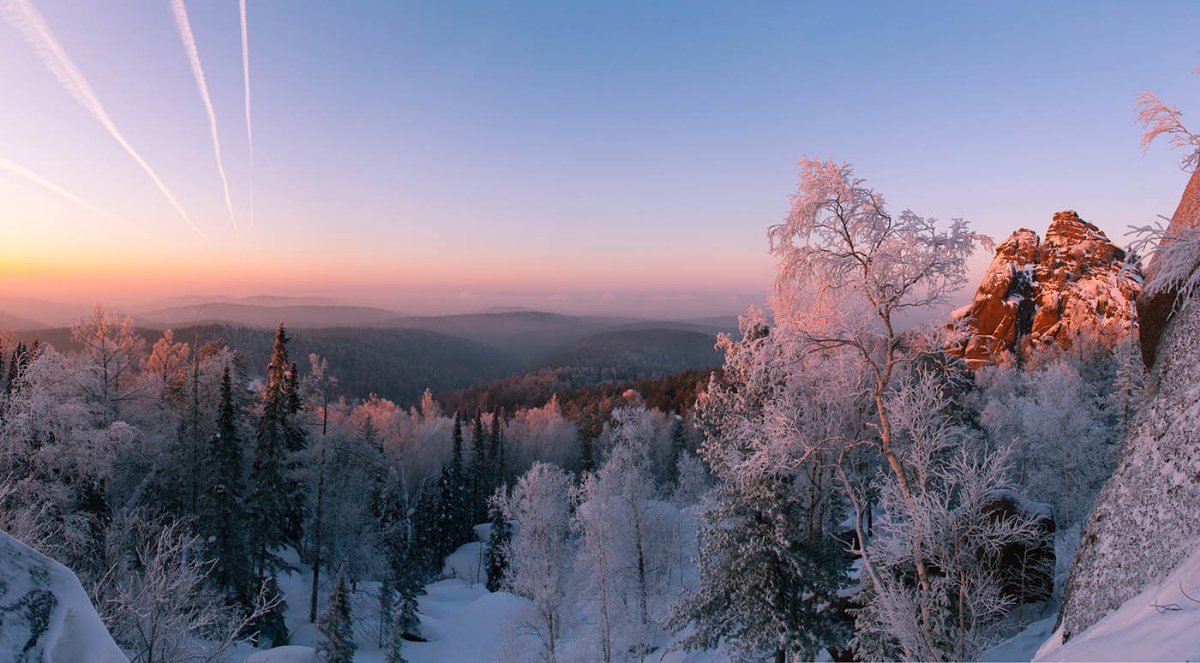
[2,156,1165,663]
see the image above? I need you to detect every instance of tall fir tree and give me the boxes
[484,490,511,593]
[383,599,410,663]
[199,365,250,598]
[247,323,296,578]
[668,475,851,662]
[488,409,504,489]
[315,566,357,663]
[469,411,488,523]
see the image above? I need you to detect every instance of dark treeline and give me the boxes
[438,366,721,419]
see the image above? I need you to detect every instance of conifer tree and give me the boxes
[315,566,357,663]
[488,408,504,488]
[383,601,409,663]
[469,412,488,522]
[669,475,850,662]
[378,578,394,648]
[484,490,510,593]
[577,402,603,474]
[200,365,250,597]
[247,323,296,578]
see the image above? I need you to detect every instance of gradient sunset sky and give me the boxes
[1,0,1198,318]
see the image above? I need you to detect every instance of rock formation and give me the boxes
[1056,170,1200,642]
[0,531,127,662]
[1137,169,1200,368]
[949,210,1142,368]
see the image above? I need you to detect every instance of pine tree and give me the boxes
[469,412,488,522]
[383,600,409,663]
[484,490,510,593]
[247,323,296,578]
[251,576,290,647]
[315,566,357,663]
[378,578,394,648]
[488,408,504,487]
[199,365,250,597]
[667,415,687,484]
[669,475,851,662]
[577,402,603,474]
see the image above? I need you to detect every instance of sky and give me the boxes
[1,0,1198,319]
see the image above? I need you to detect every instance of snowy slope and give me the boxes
[0,531,127,663]
[1056,281,1200,640]
[1036,540,1200,662]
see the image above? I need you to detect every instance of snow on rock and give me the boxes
[442,541,487,586]
[1138,168,1200,369]
[949,210,1142,368]
[1037,540,1200,662]
[243,645,317,663]
[0,530,127,663]
[1055,240,1200,641]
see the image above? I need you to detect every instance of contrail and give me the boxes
[0,157,133,228]
[0,0,208,242]
[170,0,238,236]
[240,0,253,226]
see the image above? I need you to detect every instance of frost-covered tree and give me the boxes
[315,566,357,663]
[670,476,850,663]
[500,462,572,662]
[383,598,410,663]
[103,515,281,663]
[485,489,511,593]
[853,373,1044,662]
[766,157,989,600]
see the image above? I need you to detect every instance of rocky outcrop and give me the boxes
[949,211,1142,368]
[1137,169,1200,369]
[0,531,126,662]
[1056,172,1200,642]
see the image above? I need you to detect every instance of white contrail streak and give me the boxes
[0,0,209,242]
[240,0,253,226]
[0,157,133,229]
[171,0,238,236]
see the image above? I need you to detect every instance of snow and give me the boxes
[0,531,127,663]
[989,488,1054,521]
[1036,540,1200,662]
[245,645,317,663]
[441,541,487,586]
[984,617,1057,663]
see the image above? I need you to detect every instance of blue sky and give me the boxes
[0,0,1197,317]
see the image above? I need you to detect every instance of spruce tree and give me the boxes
[378,578,394,648]
[667,415,687,485]
[488,409,504,488]
[469,412,488,522]
[247,323,296,578]
[668,475,851,662]
[383,600,409,663]
[315,566,357,663]
[200,365,250,597]
[484,491,510,593]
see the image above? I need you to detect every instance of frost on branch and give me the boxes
[768,158,991,333]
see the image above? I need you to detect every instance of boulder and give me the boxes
[0,531,126,662]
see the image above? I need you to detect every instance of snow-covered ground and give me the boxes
[246,503,1192,663]
[1036,540,1200,662]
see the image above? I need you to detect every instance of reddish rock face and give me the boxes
[950,211,1143,368]
[1138,169,1200,369]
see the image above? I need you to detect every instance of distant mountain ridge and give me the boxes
[139,302,403,329]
